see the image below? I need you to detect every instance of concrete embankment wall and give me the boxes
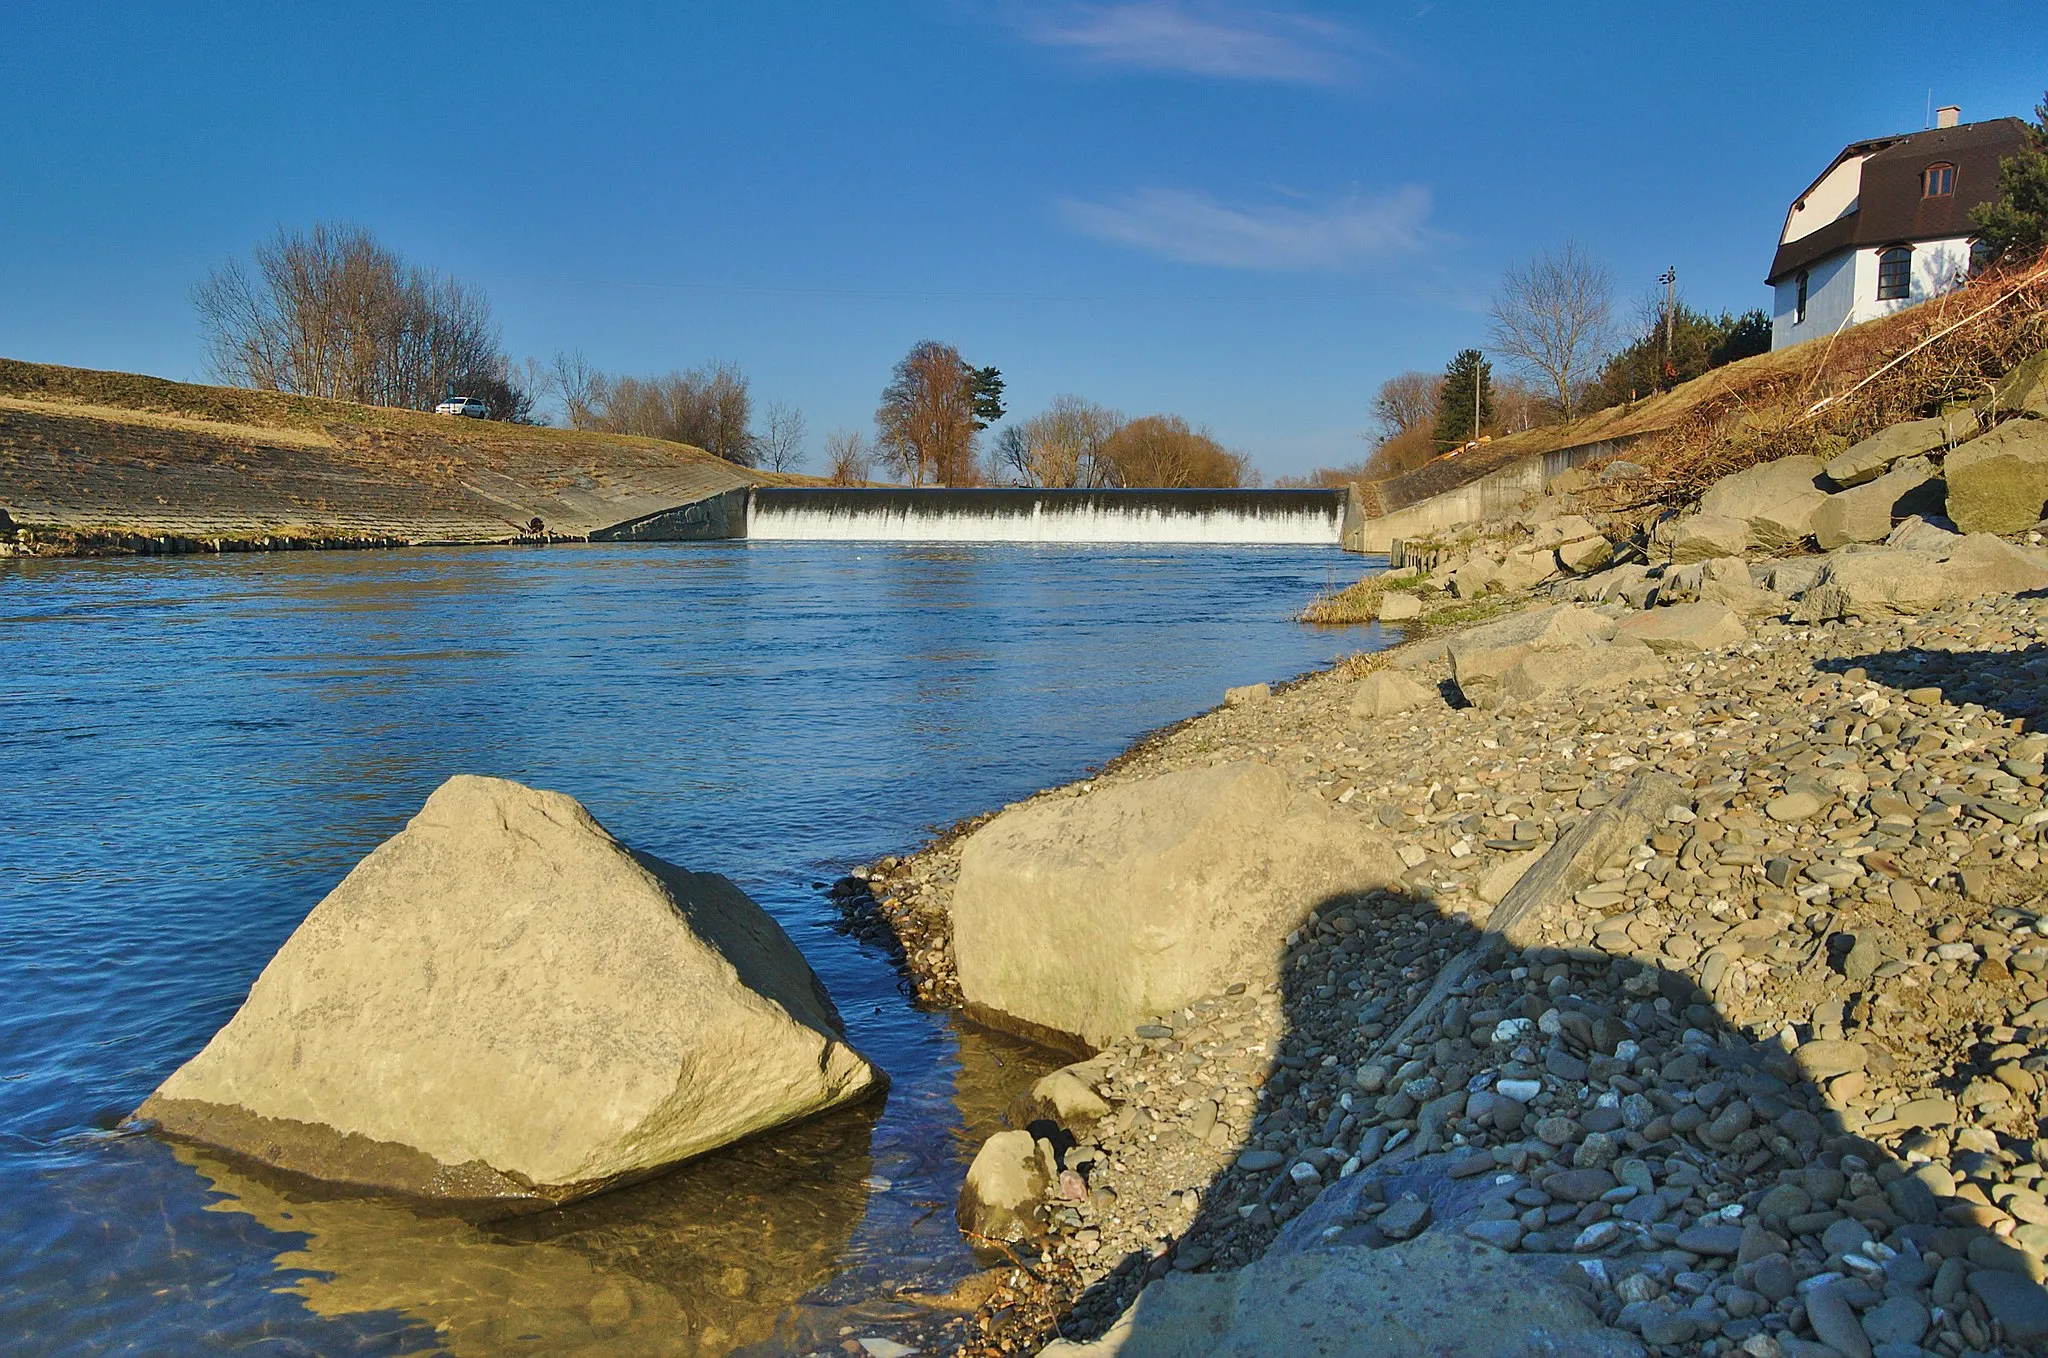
[1346,436,1644,554]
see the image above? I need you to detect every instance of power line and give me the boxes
[467,270,1425,306]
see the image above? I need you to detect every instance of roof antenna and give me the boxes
[1926,89,1932,129]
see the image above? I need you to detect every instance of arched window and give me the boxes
[1877,246,1912,300]
[1923,163,1956,197]
[1795,270,1809,322]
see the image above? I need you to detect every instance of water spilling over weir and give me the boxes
[747,487,1348,544]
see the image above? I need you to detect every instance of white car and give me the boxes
[435,396,490,418]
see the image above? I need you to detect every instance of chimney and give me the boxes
[1936,105,1961,128]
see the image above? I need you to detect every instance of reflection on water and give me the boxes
[184,1107,879,1357]
[0,542,1367,1354]
[180,1016,1055,1357]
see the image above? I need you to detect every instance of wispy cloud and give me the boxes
[1057,185,1431,271]
[1012,2,1358,84]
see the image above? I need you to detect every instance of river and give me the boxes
[0,541,1380,1355]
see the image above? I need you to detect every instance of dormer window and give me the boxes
[1924,163,1956,197]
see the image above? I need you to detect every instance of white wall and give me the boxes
[1772,237,1974,349]
[1772,249,1857,349]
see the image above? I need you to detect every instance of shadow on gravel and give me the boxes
[1815,644,2048,727]
[1036,843,2048,1352]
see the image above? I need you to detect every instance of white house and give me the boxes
[1768,108,2028,350]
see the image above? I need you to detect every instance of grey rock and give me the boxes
[1038,1232,1645,1357]
[1546,1047,1591,1081]
[1378,1195,1433,1240]
[1947,417,2048,535]
[1822,1217,1873,1257]
[1811,459,1940,550]
[1639,1306,1698,1347]
[1464,1218,1526,1250]
[1824,416,1961,488]
[1806,1283,1872,1358]
[1699,455,1829,550]
[1859,1295,1929,1347]
[1674,1223,1744,1257]
[1968,1268,2048,1341]
[1546,1168,1619,1203]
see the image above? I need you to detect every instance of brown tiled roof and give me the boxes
[1766,118,2031,283]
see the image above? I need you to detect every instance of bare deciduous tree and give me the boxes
[876,341,982,486]
[1488,242,1615,421]
[1370,370,1440,441]
[997,395,1124,487]
[195,222,508,413]
[758,401,808,473]
[545,350,601,428]
[557,360,758,466]
[824,428,873,485]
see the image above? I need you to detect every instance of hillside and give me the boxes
[1367,261,2048,518]
[0,359,808,550]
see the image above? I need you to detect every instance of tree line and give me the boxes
[1281,244,1770,488]
[823,343,1251,488]
[194,222,1251,487]
[194,223,814,470]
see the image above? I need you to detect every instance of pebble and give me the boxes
[1805,1282,1871,1358]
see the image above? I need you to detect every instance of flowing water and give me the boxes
[746,488,1345,544]
[0,541,1384,1356]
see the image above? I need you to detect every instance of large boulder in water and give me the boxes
[950,761,1403,1049]
[137,775,884,1205]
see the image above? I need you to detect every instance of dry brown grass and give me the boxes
[0,356,828,487]
[0,395,337,448]
[1584,255,2048,511]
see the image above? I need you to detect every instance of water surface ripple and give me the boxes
[0,541,1378,1355]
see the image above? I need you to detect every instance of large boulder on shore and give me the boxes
[1668,512,1751,565]
[1495,639,1664,705]
[1800,534,2048,621]
[1996,350,2048,419]
[1447,604,1614,707]
[1038,1231,1643,1357]
[1698,455,1829,550]
[950,762,1403,1049]
[138,775,883,1204]
[1810,457,1942,549]
[1823,414,1967,488]
[1946,418,2048,534]
[1615,600,1747,654]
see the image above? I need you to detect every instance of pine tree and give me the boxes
[1432,350,1494,452]
[968,366,1006,429]
[1972,92,2048,263]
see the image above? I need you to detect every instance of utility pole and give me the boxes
[1472,353,1482,444]
[1659,266,1677,386]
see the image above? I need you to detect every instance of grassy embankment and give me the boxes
[0,358,817,552]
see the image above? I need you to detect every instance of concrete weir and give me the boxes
[745,487,1351,545]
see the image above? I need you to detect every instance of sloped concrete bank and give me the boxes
[845,360,2048,1356]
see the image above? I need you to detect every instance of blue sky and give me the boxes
[4,2,2044,478]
